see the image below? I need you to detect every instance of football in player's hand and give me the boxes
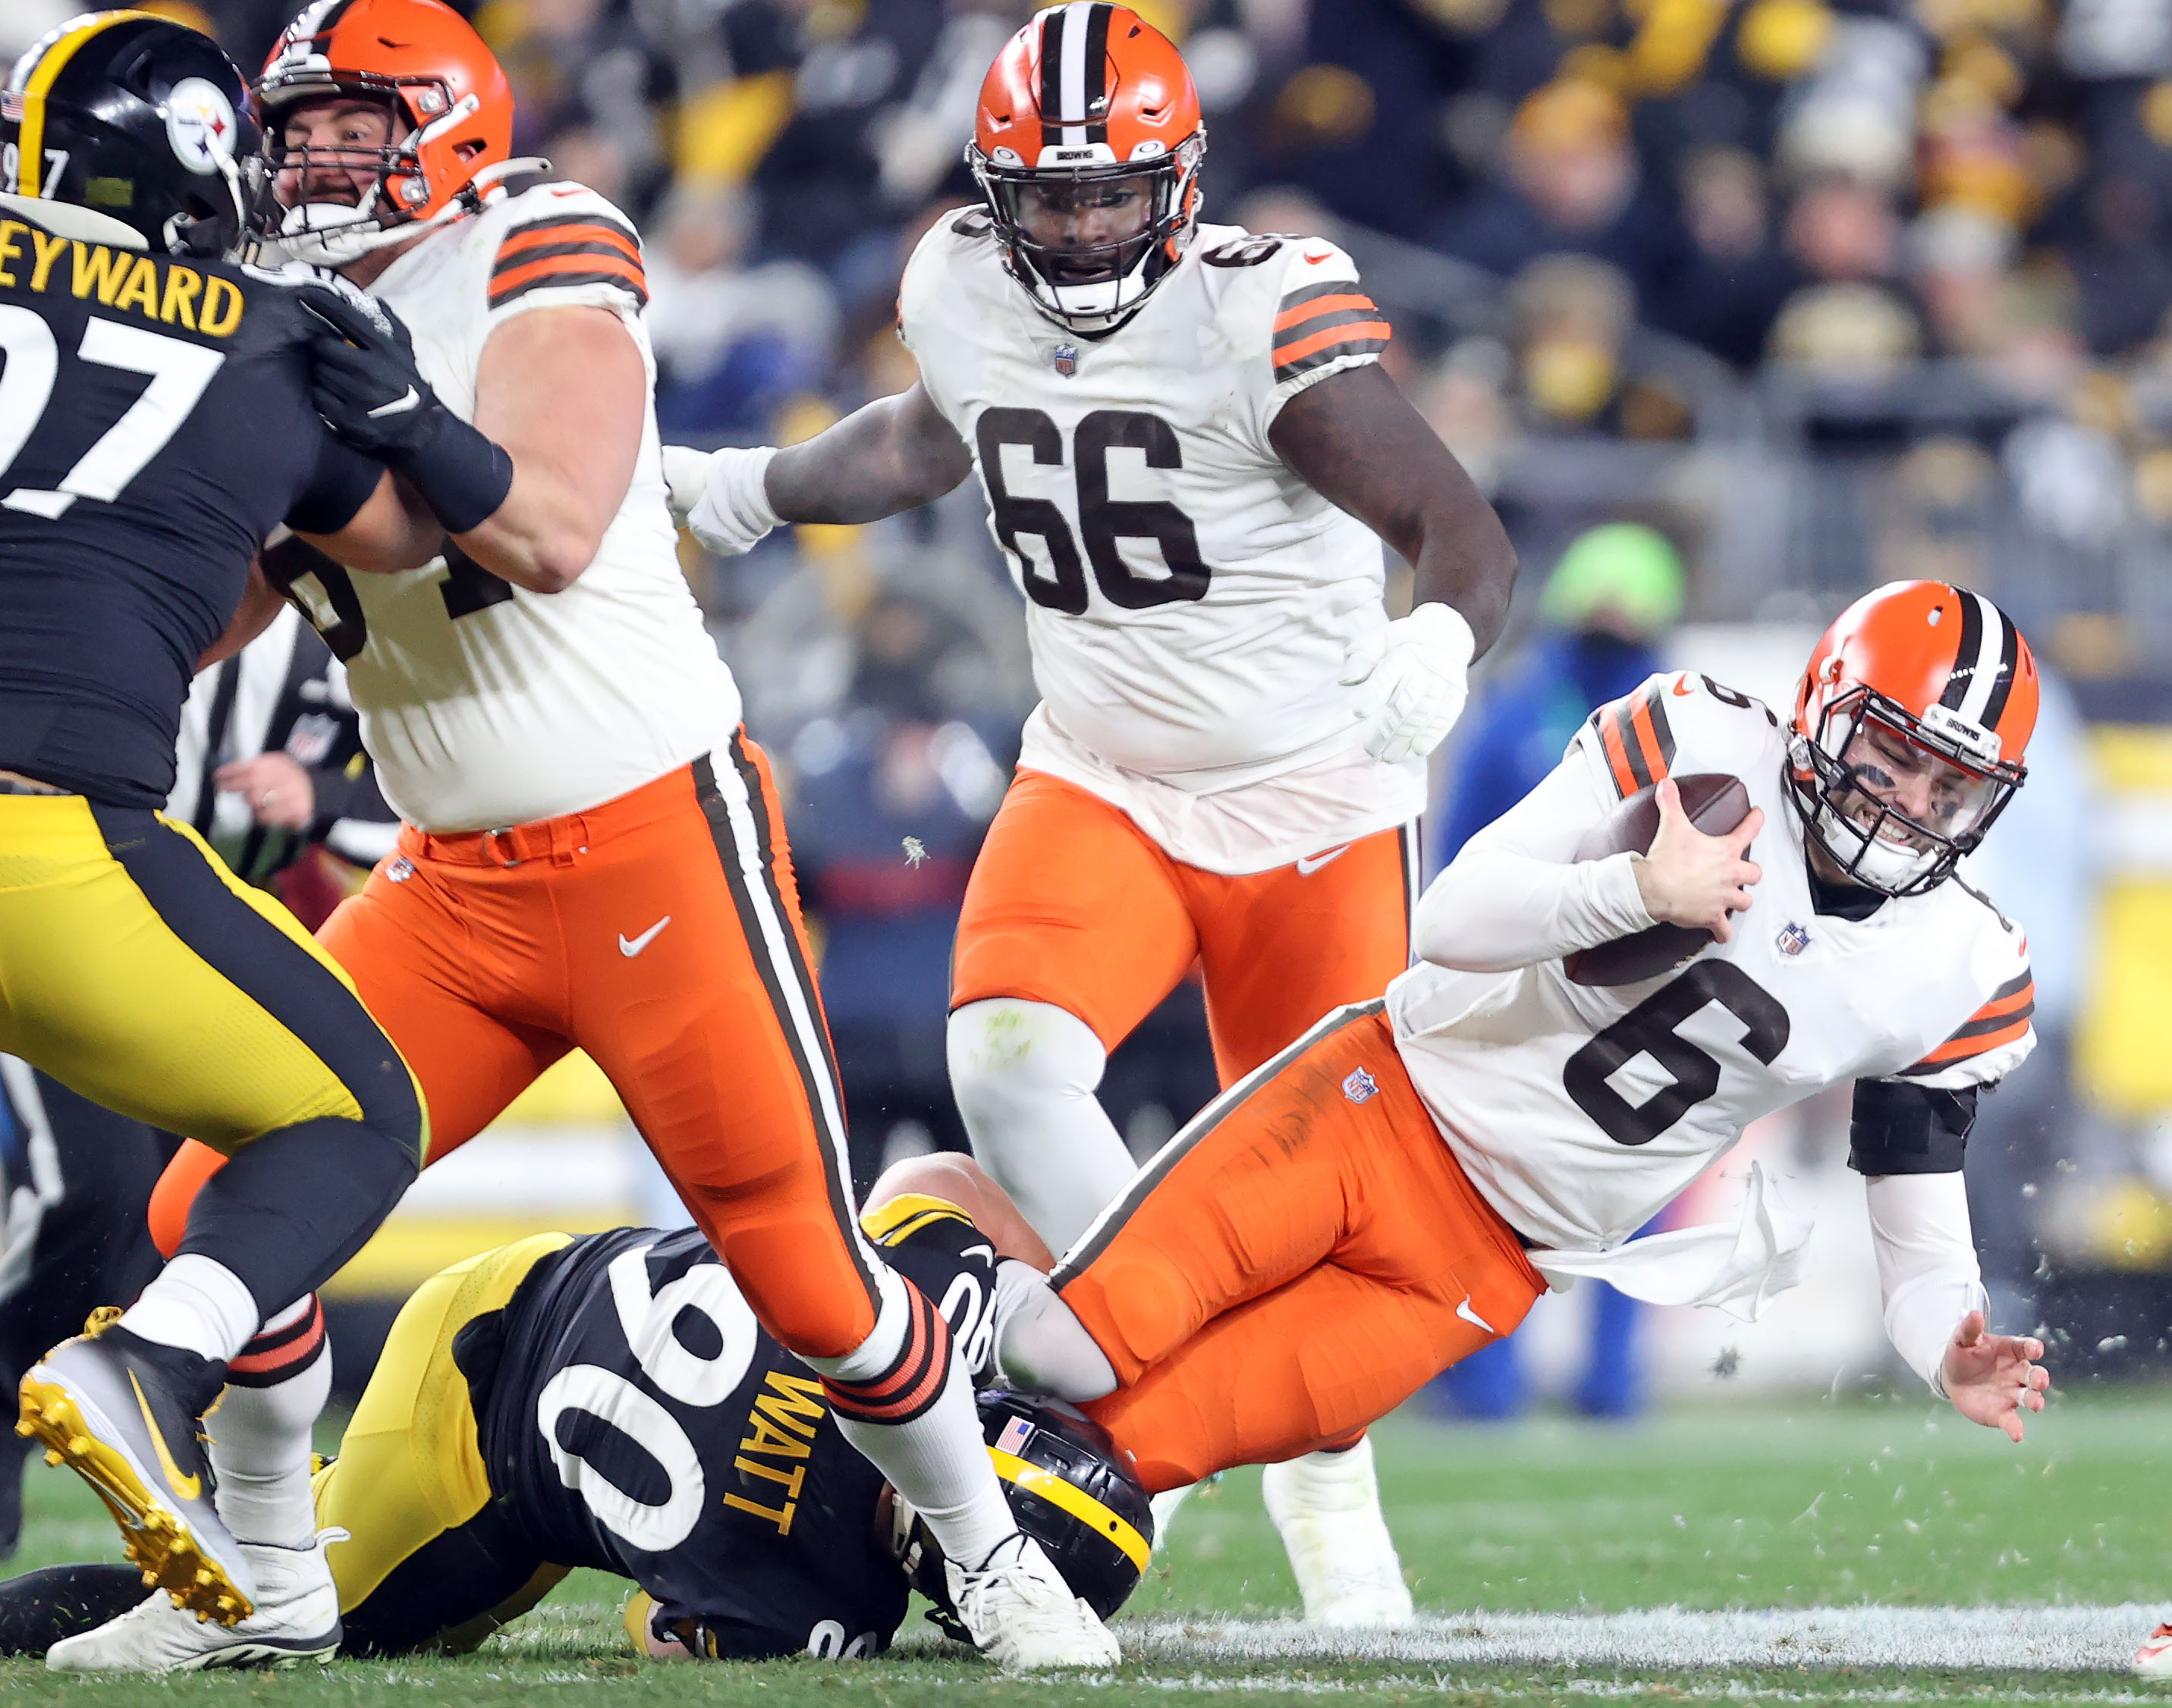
[1563,773,1752,987]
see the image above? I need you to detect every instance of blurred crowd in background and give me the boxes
[13,0,2172,1399]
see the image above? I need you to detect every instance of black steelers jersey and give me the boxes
[0,206,382,807]
[466,1201,1000,1659]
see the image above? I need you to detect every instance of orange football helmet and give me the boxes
[968,2,1205,330]
[247,0,519,265]
[1789,581,2037,896]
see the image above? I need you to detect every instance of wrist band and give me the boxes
[395,410,517,535]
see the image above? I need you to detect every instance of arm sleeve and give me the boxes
[1848,1078,1976,1175]
[1864,1170,1985,1396]
[282,433,381,537]
[1410,745,1656,972]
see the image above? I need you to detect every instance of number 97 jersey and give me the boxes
[900,212,1394,789]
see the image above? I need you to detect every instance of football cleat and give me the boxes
[17,1328,251,1626]
[2134,1622,2172,1678]
[1261,1437,1415,1627]
[46,1532,344,1672]
[946,1531,1121,1670]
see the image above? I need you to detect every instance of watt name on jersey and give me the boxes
[900,213,1402,796]
[473,1201,998,1659]
[284,181,737,831]
[1388,672,2034,1265]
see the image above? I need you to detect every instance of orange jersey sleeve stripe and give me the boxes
[1597,711,1640,798]
[488,253,649,309]
[1274,292,1377,333]
[493,211,641,256]
[495,223,643,269]
[1271,319,1394,370]
[1627,696,1673,786]
[1907,1014,2032,1069]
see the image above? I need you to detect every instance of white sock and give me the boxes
[949,998,1138,1255]
[209,1301,329,1549]
[994,1260,1114,1400]
[806,1267,1019,1569]
[118,1254,259,1364]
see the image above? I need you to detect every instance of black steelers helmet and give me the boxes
[2,11,259,255]
[891,1392,1155,1635]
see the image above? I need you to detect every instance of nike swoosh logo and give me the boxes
[366,385,421,418]
[128,1372,200,1501]
[1303,250,1332,264]
[1296,845,1352,875]
[1455,1296,1497,1336]
[618,915,671,957]
[1671,675,1695,696]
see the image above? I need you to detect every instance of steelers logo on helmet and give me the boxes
[165,77,239,176]
[969,2,1207,332]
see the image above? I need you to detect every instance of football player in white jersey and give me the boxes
[76,0,1114,1674]
[668,1,1516,1622]
[991,582,2051,1513]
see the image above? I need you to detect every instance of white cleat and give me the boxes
[2135,1622,2172,1678]
[948,1531,1121,1670]
[48,1531,345,1673]
[1262,1438,1415,1627]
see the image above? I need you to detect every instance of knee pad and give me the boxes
[946,999,1106,1120]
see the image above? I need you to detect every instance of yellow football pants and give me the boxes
[0,794,424,1156]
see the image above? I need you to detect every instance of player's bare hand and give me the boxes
[216,752,315,831]
[1340,602,1476,765]
[1942,1309,2049,1442]
[1631,777,1762,940]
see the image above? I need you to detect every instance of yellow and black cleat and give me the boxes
[17,1329,254,1627]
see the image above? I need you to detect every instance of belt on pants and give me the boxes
[401,761,699,869]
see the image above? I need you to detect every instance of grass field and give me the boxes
[2,1386,2168,1703]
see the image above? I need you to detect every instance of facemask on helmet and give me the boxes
[2,13,259,256]
[967,2,1205,334]
[1787,582,2035,899]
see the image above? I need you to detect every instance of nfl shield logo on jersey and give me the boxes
[1776,921,1811,957]
[1051,344,1079,378]
[1341,1067,1378,1105]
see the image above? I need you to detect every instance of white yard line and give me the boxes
[1111,1606,2166,1673]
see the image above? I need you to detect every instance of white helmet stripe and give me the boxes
[1058,2,1091,147]
[1950,590,2006,727]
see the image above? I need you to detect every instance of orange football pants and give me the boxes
[950,769,1415,1085]
[1054,1003,1544,1493]
[149,736,881,1359]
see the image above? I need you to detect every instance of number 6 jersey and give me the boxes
[1385,672,2033,1298]
[898,212,1424,873]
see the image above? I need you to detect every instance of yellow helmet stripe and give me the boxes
[989,1446,1150,1572]
[15,11,166,199]
[859,1193,972,1248]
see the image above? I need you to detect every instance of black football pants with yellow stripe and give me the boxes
[0,795,425,1322]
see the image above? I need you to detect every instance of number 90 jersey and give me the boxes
[473,1199,998,1659]
[1387,673,2035,1262]
[900,212,1394,790]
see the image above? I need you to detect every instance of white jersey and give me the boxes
[1389,672,2034,1281]
[898,213,1422,872]
[300,183,737,832]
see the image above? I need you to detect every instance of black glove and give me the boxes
[298,284,514,535]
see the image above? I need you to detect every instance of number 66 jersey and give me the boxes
[1385,672,2034,1295]
[899,211,1422,856]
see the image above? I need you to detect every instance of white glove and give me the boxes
[1340,601,1476,764]
[663,444,781,555]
